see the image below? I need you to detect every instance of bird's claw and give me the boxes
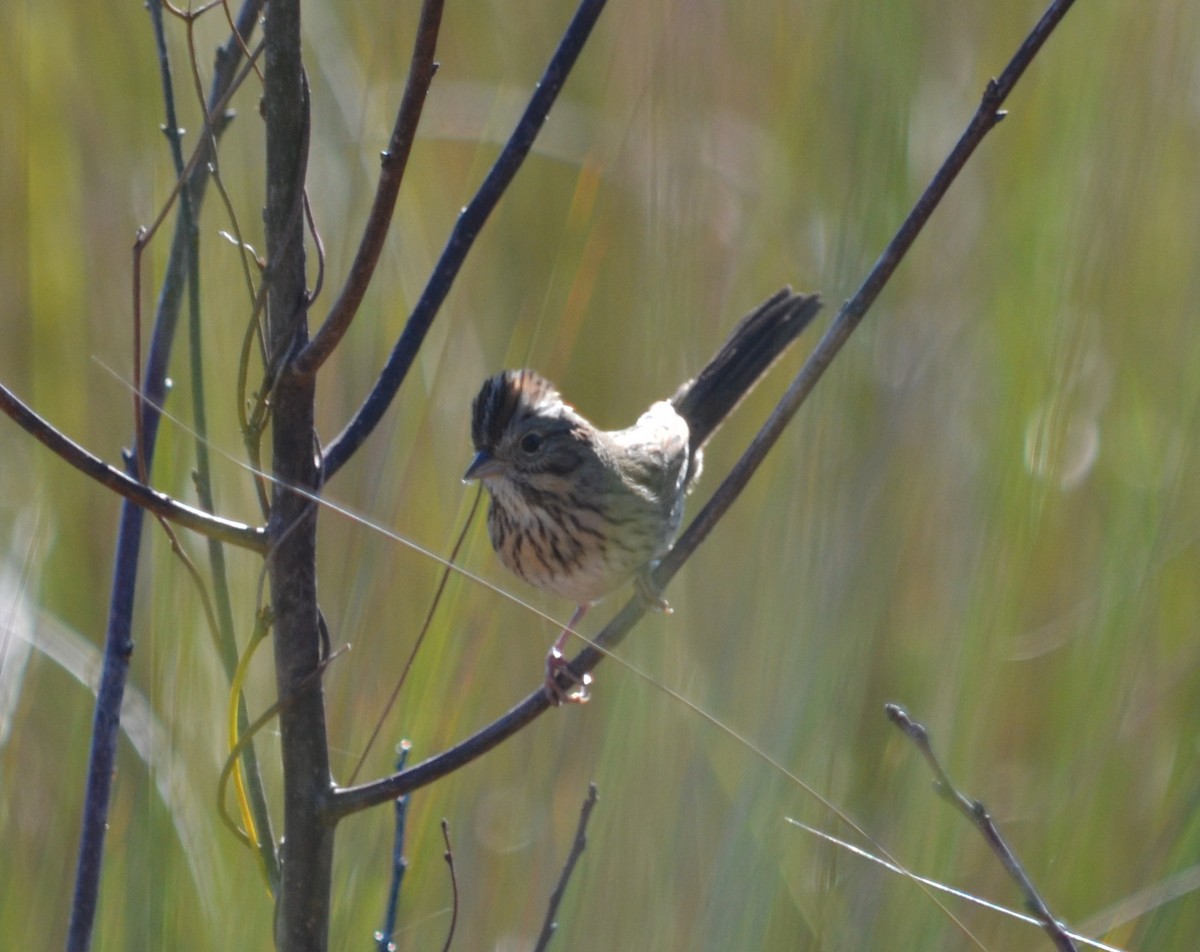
[545,647,592,705]
[635,569,672,615]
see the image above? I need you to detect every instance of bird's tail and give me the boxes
[670,287,822,452]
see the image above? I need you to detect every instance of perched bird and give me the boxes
[465,287,822,702]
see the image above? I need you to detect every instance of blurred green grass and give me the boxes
[2,0,1199,948]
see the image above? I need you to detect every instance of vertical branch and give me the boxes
[182,6,279,889]
[66,2,265,947]
[262,1,334,948]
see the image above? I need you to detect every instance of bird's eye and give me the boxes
[519,432,543,454]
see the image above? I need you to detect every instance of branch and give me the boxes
[320,0,609,479]
[67,4,266,949]
[0,381,266,552]
[374,742,412,952]
[295,0,446,377]
[327,0,1079,819]
[645,0,1080,593]
[534,783,599,952]
[886,705,1079,952]
[261,1,335,949]
[439,819,459,952]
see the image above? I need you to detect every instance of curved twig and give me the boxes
[0,381,266,552]
[439,819,459,952]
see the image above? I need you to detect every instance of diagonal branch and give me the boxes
[0,381,266,553]
[320,0,609,479]
[534,782,599,952]
[887,704,1080,952]
[294,0,446,378]
[327,0,1079,820]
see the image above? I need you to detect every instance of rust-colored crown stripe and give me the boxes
[471,369,563,451]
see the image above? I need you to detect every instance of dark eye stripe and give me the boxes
[533,451,583,478]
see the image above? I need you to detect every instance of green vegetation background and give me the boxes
[1,0,1197,948]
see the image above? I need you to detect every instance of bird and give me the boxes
[464,287,822,703]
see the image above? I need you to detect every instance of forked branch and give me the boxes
[320,0,609,479]
[329,0,1080,819]
[295,0,447,377]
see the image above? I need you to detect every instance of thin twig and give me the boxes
[320,0,609,479]
[348,485,483,786]
[295,0,446,378]
[326,0,1079,819]
[886,704,1080,952]
[175,4,279,888]
[131,0,190,484]
[440,819,459,952]
[375,742,413,952]
[133,36,266,252]
[236,276,275,519]
[216,0,264,85]
[534,783,599,952]
[785,818,1124,952]
[303,187,326,308]
[216,640,349,844]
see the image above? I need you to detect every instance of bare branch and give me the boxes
[534,783,599,952]
[0,381,266,552]
[327,0,1080,819]
[374,742,413,952]
[886,704,1079,952]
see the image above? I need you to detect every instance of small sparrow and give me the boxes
[465,288,821,702]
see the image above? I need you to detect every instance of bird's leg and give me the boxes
[545,603,593,705]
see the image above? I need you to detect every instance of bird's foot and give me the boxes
[635,567,672,615]
[544,647,592,705]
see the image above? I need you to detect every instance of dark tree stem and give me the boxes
[262,1,335,948]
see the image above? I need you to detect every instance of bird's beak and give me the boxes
[463,450,506,482]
